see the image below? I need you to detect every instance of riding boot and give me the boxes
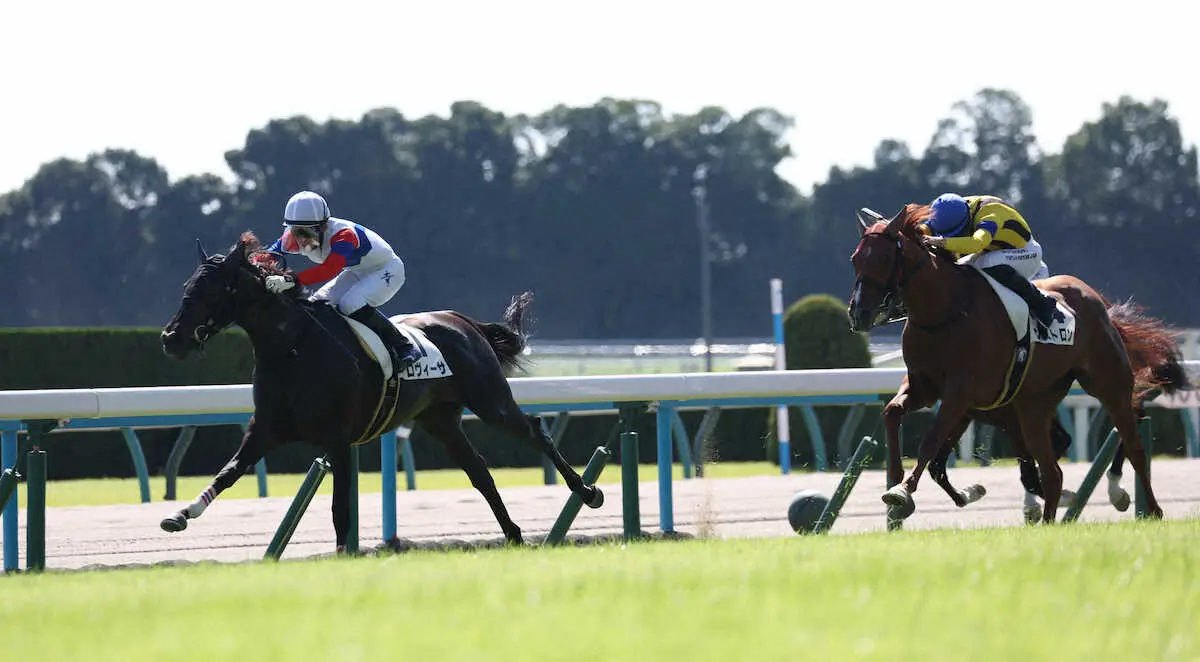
[348,306,420,374]
[983,265,1058,328]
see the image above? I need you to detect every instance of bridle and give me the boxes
[854,230,928,327]
[183,262,242,352]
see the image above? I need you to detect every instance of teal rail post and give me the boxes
[2,428,18,572]
[401,430,417,490]
[799,405,828,471]
[347,446,359,555]
[119,428,152,503]
[1183,408,1199,458]
[1057,405,1078,461]
[255,459,268,497]
[381,430,397,541]
[545,446,612,545]
[621,431,641,540]
[655,403,675,533]
[162,426,197,501]
[541,413,571,486]
[691,407,721,477]
[1062,428,1121,523]
[834,405,866,470]
[0,468,18,531]
[22,420,56,572]
[813,436,880,534]
[670,410,693,479]
[1134,417,1153,518]
[26,449,46,572]
[238,423,269,498]
[264,457,330,560]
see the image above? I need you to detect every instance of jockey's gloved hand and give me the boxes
[265,274,296,293]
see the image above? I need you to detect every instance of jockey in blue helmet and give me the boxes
[920,193,1059,328]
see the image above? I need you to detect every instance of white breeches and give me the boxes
[958,238,1050,280]
[311,256,406,314]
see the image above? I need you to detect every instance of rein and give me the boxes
[865,234,972,332]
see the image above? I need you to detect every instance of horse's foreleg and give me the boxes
[879,376,935,518]
[1107,443,1131,512]
[928,417,986,508]
[329,446,352,553]
[160,419,271,533]
[884,395,970,513]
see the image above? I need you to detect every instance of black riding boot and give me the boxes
[349,306,419,373]
[983,265,1058,328]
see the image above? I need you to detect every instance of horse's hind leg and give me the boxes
[160,416,276,532]
[1082,375,1162,519]
[465,390,603,509]
[928,416,986,508]
[417,403,524,544]
[1018,410,1063,524]
[1107,443,1131,512]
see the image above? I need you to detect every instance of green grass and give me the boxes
[14,461,783,508]
[3,519,1197,661]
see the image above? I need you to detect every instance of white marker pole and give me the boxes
[771,278,791,474]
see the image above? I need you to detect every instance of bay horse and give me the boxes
[159,232,604,551]
[847,205,1188,523]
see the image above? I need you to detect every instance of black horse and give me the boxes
[159,232,603,551]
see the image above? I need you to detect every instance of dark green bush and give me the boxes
[766,294,872,469]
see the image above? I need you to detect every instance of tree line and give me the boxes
[2,89,1197,338]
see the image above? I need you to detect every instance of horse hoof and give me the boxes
[160,513,188,533]
[1109,489,1131,513]
[964,484,987,504]
[882,486,915,519]
[1136,506,1165,521]
[1023,504,1042,525]
[881,485,910,508]
[584,486,605,509]
[1059,489,1076,508]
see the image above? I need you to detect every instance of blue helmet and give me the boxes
[927,193,970,236]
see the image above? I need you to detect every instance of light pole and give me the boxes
[694,166,713,372]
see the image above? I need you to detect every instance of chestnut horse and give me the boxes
[847,204,1188,523]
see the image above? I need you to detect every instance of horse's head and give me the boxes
[161,232,280,358]
[847,203,936,332]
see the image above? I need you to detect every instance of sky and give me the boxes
[3,0,1198,197]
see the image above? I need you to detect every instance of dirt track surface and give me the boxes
[3,459,1199,571]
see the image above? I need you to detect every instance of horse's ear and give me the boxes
[196,239,208,264]
[857,208,884,233]
[884,207,906,237]
[228,238,248,265]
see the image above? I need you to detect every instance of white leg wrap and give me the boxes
[1106,470,1123,496]
[185,486,217,518]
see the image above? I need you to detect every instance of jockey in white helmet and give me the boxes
[262,190,420,372]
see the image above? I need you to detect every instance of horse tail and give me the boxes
[478,291,535,376]
[1107,299,1190,404]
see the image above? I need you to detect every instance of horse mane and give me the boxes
[900,203,932,237]
[864,204,932,239]
[239,231,289,276]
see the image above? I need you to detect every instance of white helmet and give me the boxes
[283,191,330,226]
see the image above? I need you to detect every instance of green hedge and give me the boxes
[766,294,872,469]
[0,328,256,480]
[0,327,254,389]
